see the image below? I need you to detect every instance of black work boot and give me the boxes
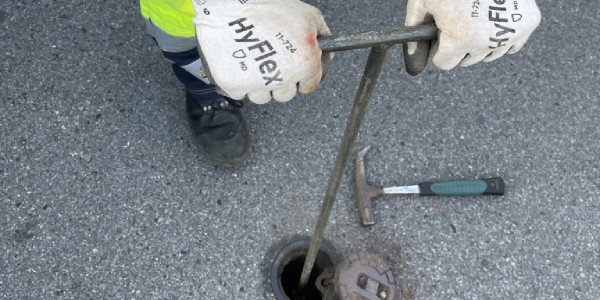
[186,91,251,167]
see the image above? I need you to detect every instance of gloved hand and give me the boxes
[403,0,541,75]
[191,0,334,104]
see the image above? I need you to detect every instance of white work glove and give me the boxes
[191,0,334,104]
[403,0,541,75]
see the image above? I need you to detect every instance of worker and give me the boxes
[139,0,541,167]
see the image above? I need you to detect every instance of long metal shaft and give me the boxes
[318,24,437,52]
[298,45,391,288]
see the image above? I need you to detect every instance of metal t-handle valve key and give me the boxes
[298,24,438,292]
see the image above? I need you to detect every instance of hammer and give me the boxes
[354,147,505,226]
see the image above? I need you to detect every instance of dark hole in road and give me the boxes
[269,237,337,300]
[280,255,323,300]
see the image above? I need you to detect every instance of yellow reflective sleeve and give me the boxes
[140,0,196,38]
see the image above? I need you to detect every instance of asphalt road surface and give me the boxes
[1,0,599,299]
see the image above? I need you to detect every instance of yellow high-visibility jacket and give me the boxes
[140,0,196,38]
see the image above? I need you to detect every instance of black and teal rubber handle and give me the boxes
[418,177,505,197]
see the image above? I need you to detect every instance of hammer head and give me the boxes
[354,147,385,226]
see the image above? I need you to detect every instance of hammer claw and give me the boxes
[357,146,371,159]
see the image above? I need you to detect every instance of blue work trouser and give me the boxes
[160,48,221,104]
[144,18,220,104]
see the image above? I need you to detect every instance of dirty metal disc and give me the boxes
[335,252,395,300]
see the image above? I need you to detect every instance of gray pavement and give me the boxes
[1,0,599,299]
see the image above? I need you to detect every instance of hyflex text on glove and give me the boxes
[404,0,541,75]
[191,0,333,104]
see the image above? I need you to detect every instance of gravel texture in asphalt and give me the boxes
[1,0,599,299]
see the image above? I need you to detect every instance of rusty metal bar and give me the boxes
[319,24,437,53]
[298,24,438,291]
[298,44,391,289]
